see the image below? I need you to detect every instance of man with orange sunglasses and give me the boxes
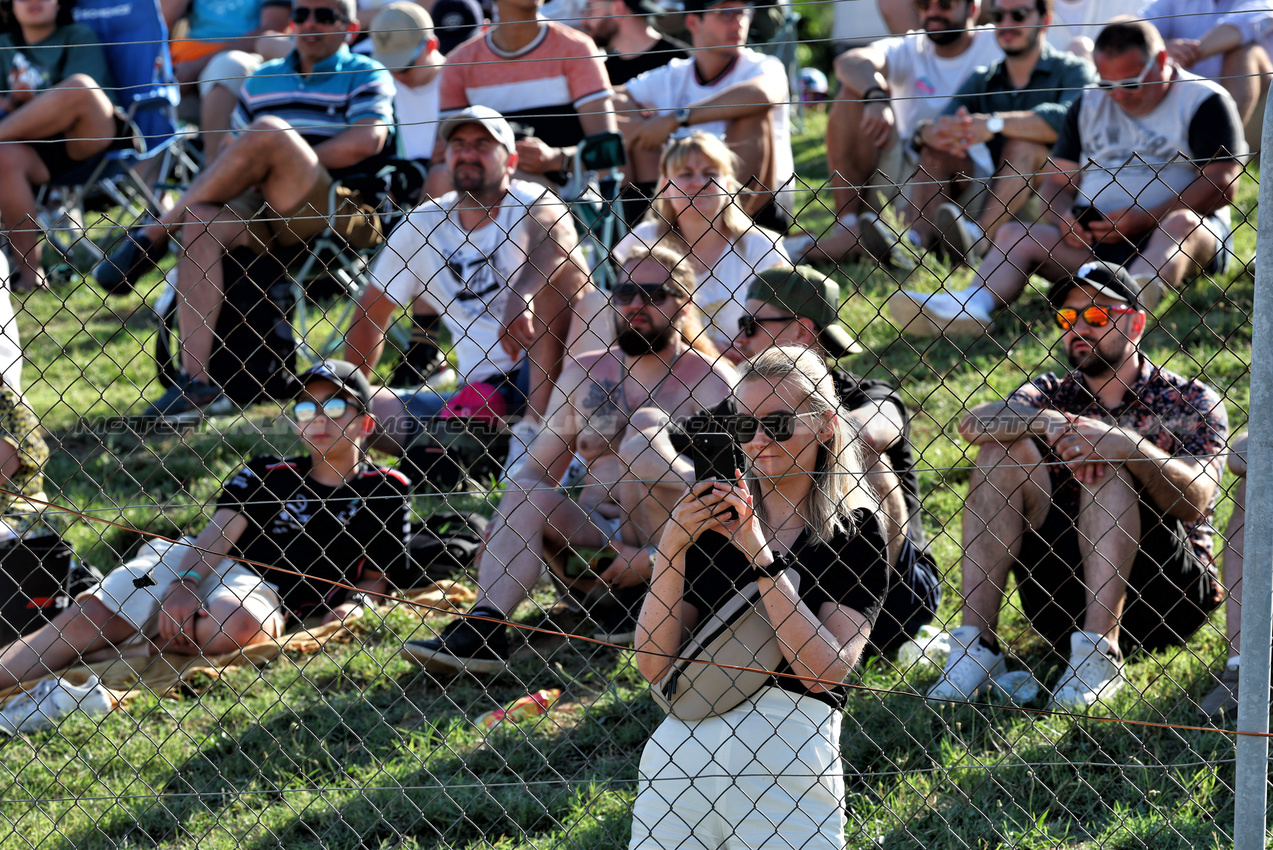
[928,261,1227,712]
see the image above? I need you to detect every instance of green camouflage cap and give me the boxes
[745,265,861,355]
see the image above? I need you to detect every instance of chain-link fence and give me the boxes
[0,0,1265,847]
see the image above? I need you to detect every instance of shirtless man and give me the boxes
[402,244,736,674]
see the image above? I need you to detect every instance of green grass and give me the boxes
[0,109,1257,848]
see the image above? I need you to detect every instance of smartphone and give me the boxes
[690,432,747,522]
[1071,204,1106,225]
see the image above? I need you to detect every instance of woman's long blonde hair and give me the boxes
[643,131,756,247]
[738,347,877,542]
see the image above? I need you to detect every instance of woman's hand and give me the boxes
[706,475,770,562]
[156,581,202,653]
[667,481,732,546]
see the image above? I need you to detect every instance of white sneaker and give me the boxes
[858,213,916,272]
[1047,630,1125,712]
[426,365,457,391]
[888,290,993,337]
[936,202,984,265]
[927,625,1007,703]
[501,419,543,485]
[0,675,113,734]
[783,233,816,259]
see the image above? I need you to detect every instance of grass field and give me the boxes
[0,110,1257,849]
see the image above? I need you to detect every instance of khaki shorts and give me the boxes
[866,137,991,216]
[225,166,384,254]
[85,537,285,639]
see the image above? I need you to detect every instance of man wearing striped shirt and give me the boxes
[95,0,397,422]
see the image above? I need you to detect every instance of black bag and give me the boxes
[155,247,298,406]
[402,418,511,491]
[395,511,488,589]
[0,535,103,645]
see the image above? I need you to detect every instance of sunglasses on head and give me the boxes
[729,411,821,443]
[613,283,677,306]
[293,397,360,422]
[737,313,797,338]
[914,0,960,11]
[1054,304,1138,330]
[1096,55,1156,91]
[990,6,1034,23]
[291,6,347,24]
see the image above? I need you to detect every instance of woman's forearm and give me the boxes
[758,575,855,691]
[634,530,693,684]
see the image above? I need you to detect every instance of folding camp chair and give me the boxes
[36,0,198,277]
[561,130,628,292]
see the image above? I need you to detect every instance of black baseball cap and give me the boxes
[1046,261,1142,311]
[298,360,374,410]
[682,0,753,13]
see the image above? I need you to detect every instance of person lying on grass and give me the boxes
[0,360,411,695]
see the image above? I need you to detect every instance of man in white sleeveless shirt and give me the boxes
[892,17,1246,336]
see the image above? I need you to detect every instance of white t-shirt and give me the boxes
[393,75,440,161]
[624,48,795,213]
[614,222,789,351]
[371,180,559,381]
[1048,0,1148,54]
[875,26,1004,141]
[0,253,19,392]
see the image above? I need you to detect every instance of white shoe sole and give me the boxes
[887,291,943,338]
[400,643,507,676]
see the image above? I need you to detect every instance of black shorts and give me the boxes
[750,196,793,234]
[1092,211,1229,274]
[869,536,942,655]
[34,110,138,182]
[1013,449,1222,656]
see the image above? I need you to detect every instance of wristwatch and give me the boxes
[985,113,1005,137]
[674,107,691,127]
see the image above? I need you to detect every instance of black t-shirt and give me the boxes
[683,508,891,709]
[605,36,689,87]
[216,455,412,620]
[831,369,925,545]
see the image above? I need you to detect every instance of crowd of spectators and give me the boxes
[0,0,1262,805]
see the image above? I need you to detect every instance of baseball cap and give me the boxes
[746,265,862,356]
[431,0,481,55]
[298,360,374,410]
[371,2,433,71]
[438,105,517,155]
[682,0,753,13]
[1046,261,1142,311]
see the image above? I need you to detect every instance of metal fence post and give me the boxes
[1234,104,1273,849]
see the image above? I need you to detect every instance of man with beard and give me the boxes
[892,17,1245,336]
[794,0,1002,265]
[928,262,1227,712]
[346,106,612,471]
[401,244,736,674]
[902,0,1095,264]
[581,0,688,87]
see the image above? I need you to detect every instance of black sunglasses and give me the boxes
[291,6,348,24]
[990,7,1034,23]
[729,411,821,443]
[737,313,797,338]
[613,283,676,306]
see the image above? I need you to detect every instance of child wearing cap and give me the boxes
[0,361,411,716]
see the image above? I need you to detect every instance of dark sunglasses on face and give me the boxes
[914,0,960,11]
[291,6,347,24]
[613,283,676,306]
[990,7,1034,23]
[1054,304,1138,330]
[737,313,797,338]
[1096,56,1156,91]
[729,410,821,443]
[293,397,360,422]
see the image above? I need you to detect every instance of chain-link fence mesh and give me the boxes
[0,0,1264,847]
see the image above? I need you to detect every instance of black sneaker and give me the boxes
[593,586,645,646]
[94,230,167,296]
[401,610,511,675]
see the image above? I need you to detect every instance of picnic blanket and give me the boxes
[0,580,476,710]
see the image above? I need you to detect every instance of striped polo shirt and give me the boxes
[439,20,612,150]
[232,44,397,176]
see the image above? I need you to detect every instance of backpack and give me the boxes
[0,534,103,645]
[155,247,298,406]
[400,383,512,491]
[394,511,488,590]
